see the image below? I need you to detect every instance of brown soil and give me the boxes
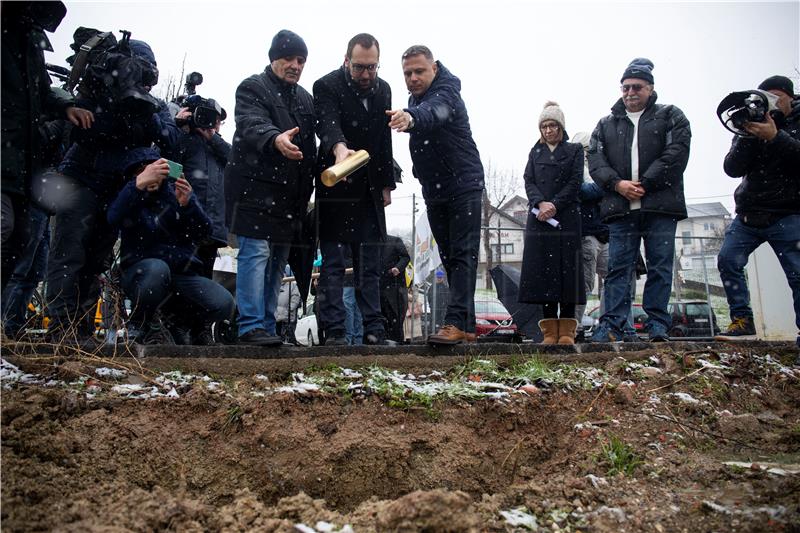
[2,345,799,532]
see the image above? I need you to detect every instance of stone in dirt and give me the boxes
[375,490,480,532]
[717,413,761,440]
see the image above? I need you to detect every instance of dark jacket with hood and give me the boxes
[171,130,231,246]
[107,149,212,275]
[1,2,74,197]
[405,62,484,201]
[313,67,395,243]
[224,66,315,244]
[723,97,800,219]
[58,40,180,198]
[588,92,691,222]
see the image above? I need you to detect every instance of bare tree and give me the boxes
[482,160,521,289]
[153,53,187,103]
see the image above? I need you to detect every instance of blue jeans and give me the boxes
[425,191,482,332]
[122,258,234,329]
[717,214,800,330]
[343,286,363,345]
[600,212,678,335]
[236,236,290,336]
[2,206,49,335]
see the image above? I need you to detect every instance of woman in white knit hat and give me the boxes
[518,102,586,345]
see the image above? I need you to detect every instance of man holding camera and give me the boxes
[716,76,800,346]
[46,37,179,342]
[588,58,691,343]
[313,33,396,346]
[170,97,230,344]
[224,30,316,347]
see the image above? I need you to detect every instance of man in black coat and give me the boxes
[313,33,396,346]
[588,58,691,343]
[1,2,93,296]
[388,45,484,345]
[380,234,410,343]
[224,30,316,347]
[715,75,800,347]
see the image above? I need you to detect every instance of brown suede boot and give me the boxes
[557,318,578,345]
[427,325,466,345]
[538,319,559,344]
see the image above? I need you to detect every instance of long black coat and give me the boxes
[313,68,394,243]
[1,3,73,197]
[224,67,315,244]
[519,140,586,305]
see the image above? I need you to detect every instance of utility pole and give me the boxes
[410,193,418,342]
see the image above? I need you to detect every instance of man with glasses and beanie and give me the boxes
[715,75,800,349]
[588,58,691,343]
[224,29,316,346]
[313,33,396,346]
[387,45,484,345]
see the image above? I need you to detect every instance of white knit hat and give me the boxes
[539,101,565,130]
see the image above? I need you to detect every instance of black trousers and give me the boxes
[425,190,482,333]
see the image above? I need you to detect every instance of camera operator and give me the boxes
[45,37,180,343]
[716,75,800,349]
[166,97,230,344]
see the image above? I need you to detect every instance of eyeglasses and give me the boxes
[351,63,379,73]
[541,123,560,131]
[621,83,647,93]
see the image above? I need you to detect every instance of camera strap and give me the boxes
[66,31,113,92]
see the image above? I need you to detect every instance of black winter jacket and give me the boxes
[588,93,691,222]
[723,98,800,217]
[405,62,484,201]
[171,130,231,246]
[1,4,74,197]
[224,67,315,244]
[313,67,394,242]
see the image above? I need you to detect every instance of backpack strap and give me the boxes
[67,31,112,92]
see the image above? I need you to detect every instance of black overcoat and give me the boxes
[519,140,586,305]
[224,67,315,244]
[313,68,394,243]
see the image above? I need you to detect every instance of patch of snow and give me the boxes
[500,507,539,529]
[668,392,701,404]
[586,474,608,488]
[95,367,127,378]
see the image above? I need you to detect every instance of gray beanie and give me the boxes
[621,57,654,84]
[539,101,565,130]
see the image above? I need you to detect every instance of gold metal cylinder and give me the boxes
[320,150,370,187]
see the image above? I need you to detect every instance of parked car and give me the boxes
[667,300,720,337]
[583,304,647,336]
[295,304,320,347]
[475,298,517,338]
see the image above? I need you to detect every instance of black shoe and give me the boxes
[141,320,175,345]
[364,332,397,346]
[171,325,192,345]
[623,333,641,343]
[714,316,757,341]
[238,328,282,346]
[325,336,348,346]
[649,331,669,342]
[193,326,218,346]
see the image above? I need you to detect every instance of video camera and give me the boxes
[716,89,779,137]
[171,72,227,130]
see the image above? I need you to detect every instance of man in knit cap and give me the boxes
[715,75,799,348]
[224,29,316,346]
[588,58,691,343]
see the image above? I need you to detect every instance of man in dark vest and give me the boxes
[313,33,396,345]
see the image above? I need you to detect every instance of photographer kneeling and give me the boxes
[716,76,800,348]
[107,150,234,345]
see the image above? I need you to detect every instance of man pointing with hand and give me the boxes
[224,29,316,346]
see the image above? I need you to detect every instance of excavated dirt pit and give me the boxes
[1,342,799,532]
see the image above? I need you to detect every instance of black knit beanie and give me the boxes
[268,29,308,61]
[758,75,794,97]
[620,58,654,84]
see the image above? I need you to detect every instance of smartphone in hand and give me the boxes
[166,160,183,180]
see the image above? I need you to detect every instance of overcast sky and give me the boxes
[45,0,799,232]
